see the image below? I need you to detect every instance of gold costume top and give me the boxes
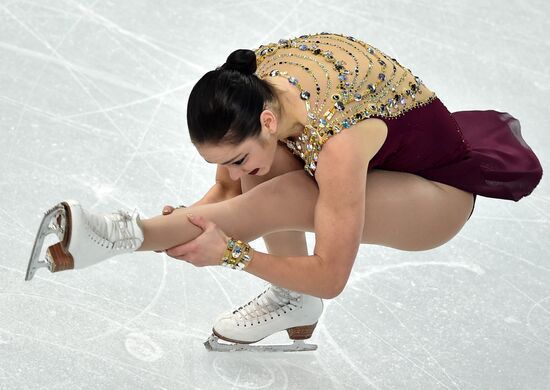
[253,32,437,176]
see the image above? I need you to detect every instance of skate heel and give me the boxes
[46,242,74,273]
[287,323,317,340]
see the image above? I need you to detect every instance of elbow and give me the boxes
[321,281,346,300]
[318,263,348,299]
[315,254,351,299]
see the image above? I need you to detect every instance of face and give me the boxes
[196,110,280,181]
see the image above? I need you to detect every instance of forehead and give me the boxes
[196,138,257,163]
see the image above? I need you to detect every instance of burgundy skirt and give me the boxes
[367,97,543,202]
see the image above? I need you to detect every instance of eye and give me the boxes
[233,157,246,165]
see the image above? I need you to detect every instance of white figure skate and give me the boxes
[25,200,143,281]
[204,284,323,352]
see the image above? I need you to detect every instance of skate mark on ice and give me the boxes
[206,267,237,307]
[0,328,187,386]
[500,276,550,347]
[460,234,550,273]
[84,253,168,342]
[0,366,32,390]
[0,291,139,339]
[73,1,197,66]
[125,332,164,362]
[318,323,383,390]
[361,283,463,390]
[347,261,484,287]
[92,64,182,204]
[0,0,94,151]
[474,215,550,224]
[212,356,279,389]
[1,5,134,148]
[330,300,456,390]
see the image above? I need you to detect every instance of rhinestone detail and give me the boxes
[254,32,437,176]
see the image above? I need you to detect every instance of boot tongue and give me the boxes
[270,285,301,302]
[84,209,143,248]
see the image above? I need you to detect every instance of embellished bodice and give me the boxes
[253,32,437,176]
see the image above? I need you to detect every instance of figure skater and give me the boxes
[26,32,543,352]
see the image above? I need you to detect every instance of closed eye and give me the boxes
[233,156,246,165]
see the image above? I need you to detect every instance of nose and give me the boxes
[228,166,246,181]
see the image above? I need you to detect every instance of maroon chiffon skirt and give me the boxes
[367,97,543,202]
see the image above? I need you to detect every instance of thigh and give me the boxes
[362,169,475,251]
[230,168,474,250]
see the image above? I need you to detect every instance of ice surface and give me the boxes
[1,0,549,389]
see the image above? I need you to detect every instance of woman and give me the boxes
[26,32,543,352]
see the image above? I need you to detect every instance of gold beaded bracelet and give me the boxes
[221,238,254,270]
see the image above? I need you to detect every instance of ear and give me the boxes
[260,109,278,134]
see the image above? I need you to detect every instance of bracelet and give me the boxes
[221,238,254,270]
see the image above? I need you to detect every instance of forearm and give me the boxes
[244,251,336,299]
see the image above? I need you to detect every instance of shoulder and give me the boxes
[315,118,388,178]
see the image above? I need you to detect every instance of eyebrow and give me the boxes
[205,154,245,165]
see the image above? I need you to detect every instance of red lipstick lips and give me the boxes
[249,168,260,175]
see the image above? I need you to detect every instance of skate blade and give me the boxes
[203,334,317,352]
[25,204,68,281]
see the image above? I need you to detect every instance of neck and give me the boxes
[267,78,306,141]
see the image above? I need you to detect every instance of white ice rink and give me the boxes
[1,1,549,389]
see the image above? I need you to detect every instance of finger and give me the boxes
[162,205,175,215]
[166,241,197,258]
[187,214,215,231]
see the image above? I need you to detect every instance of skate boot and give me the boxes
[25,200,143,281]
[204,284,323,352]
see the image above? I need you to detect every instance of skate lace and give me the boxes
[232,285,302,323]
[84,209,142,250]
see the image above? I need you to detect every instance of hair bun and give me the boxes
[220,49,257,75]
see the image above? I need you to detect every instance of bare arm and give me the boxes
[244,119,388,298]
[189,165,242,207]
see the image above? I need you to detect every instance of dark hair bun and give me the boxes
[221,49,257,75]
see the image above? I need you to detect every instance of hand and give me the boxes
[153,205,181,253]
[166,214,229,267]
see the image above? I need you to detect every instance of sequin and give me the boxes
[254,32,437,176]
[231,247,242,258]
[335,101,345,111]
